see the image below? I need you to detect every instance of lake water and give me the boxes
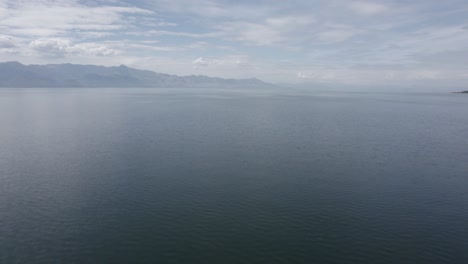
[1,88,468,263]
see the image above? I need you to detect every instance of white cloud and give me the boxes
[296,72,308,79]
[317,29,358,43]
[188,41,209,49]
[192,57,210,68]
[99,40,179,52]
[129,30,219,38]
[0,0,153,37]
[29,38,73,57]
[145,0,273,19]
[218,22,282,46]
[74,42,121,56]
[29,38,119,57]
[149,0,227,17]
[265,16,315,29]
[394,26,468,54]
[217,15,315,47]
[349,2,389,15]
[192,56,249,69]
[0,35,16,48]
[315,23,363,43]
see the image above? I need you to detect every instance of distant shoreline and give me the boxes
[453,91,468,94]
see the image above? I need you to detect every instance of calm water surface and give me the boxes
[1,88,468,263]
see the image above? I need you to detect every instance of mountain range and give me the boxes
[0,61,272,88]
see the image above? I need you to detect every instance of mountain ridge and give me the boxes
[0,61,273,88]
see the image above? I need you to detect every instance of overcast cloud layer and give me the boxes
[1,0,468,88]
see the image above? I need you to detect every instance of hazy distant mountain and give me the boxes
[0,61,273,88]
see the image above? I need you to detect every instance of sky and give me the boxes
[1,0,468,88]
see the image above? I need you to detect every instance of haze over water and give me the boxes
[1,88,468,263]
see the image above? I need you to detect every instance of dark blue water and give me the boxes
[1,88,468,263]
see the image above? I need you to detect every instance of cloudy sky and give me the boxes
[1,0,468,87]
